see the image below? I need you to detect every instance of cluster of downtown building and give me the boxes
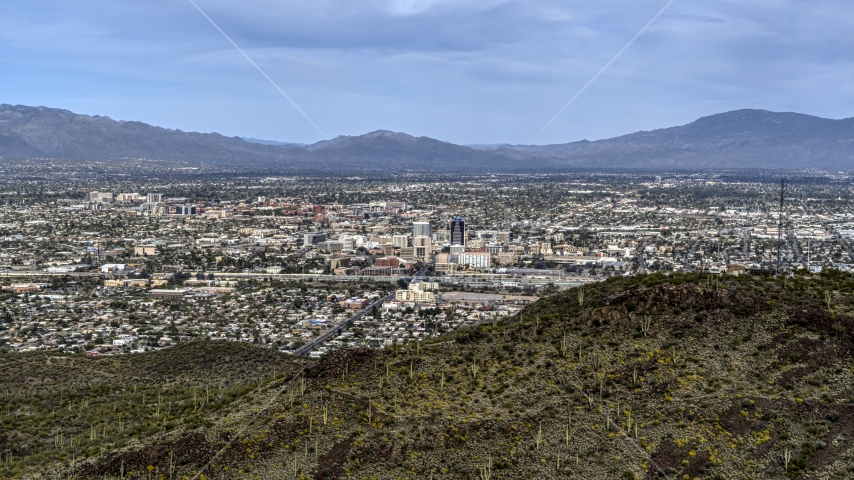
[303,213,513,273]
[0,194,533,357]
[5,172,854,358]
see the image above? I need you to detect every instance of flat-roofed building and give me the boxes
[2,283,42,294]
[149,289,188,300]
[395,289,435,302]
[458,252,490,269]
[374,257,400,268]
[134,245,157,256]
[395,281,435,302]
[392,235,410,248]
[303,232,327,246]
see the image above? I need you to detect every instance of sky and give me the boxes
[1,0,853,145]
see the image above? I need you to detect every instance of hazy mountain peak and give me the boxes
[1,103,853,170]
[687,108,833,128]
[361,129,418,141]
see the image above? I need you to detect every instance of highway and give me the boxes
[1,265,589,288]
[789,232,803,264]
[636,242,647,271]
[209,271,585,287]
[291,291,393,356]
[292,262,433,357]
[684,239,702,270]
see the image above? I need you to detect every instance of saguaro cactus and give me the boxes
[591,351,601,371]
[564,421,571,446]
[640,316,652,337]
[479,456,493,480]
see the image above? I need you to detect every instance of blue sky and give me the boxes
[2,0,852,145]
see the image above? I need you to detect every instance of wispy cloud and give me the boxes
[1,0,853,144]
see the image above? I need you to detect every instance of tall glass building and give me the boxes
[450,216,465,246]
[412,221,432,239]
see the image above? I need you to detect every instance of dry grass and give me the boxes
[11,271,854,479]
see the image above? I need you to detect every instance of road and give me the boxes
[685,239,702,269]
[800,198,854,266]
[830,228,854,263]
[0,269,587,287]
[291,291,393,356]
[789,232,803,264]
[292,262,434,357]
[636,242,647,271]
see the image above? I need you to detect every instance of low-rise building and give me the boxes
[134,245,157,256]
[149,289,188,300]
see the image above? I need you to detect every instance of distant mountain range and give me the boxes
[1,104,853,171]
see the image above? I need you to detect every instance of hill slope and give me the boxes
[9,271,854,479]
[2,104,854,169]
[0,341,300,477]
[488,110,854,169]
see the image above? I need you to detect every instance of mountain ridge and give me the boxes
[2,104,853,170]
[7,271,854,478]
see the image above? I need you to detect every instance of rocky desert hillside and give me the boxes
[6,271,854,479]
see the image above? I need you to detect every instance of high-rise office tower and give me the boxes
[450,216,465,246]
[412,221,432,239]
[146,193,163,204]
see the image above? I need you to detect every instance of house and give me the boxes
[134,245,157,256]
[727,264,748,276]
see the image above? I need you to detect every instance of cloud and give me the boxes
[0,0,853,145]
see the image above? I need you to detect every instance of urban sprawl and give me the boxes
[2,164,853,358]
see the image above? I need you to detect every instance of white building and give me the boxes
[395,288,435,303]
[458,252,490,269]
[86,192,114,203]
[392,235,410,248]
[395,281,436,303]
